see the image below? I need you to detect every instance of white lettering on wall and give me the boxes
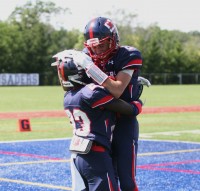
[0,73,39,86]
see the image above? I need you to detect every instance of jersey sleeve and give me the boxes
[82,84,115,108]
[116,46,142,71]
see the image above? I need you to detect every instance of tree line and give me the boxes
[0,0,199,85]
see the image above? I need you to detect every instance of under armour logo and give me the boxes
[107,60,114,65]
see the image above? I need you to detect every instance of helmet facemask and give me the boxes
[84,36,117,64]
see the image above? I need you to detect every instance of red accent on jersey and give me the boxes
[92,95,114,108]
[91,144,106,152]
[123,59,142,69]
[105,119,109,132]
[107,173,116,191]
[109,76,116,81]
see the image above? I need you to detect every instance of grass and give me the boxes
[138,112,200,142]
[0,86,64,112]
[0,117,73,141]
[140,84,200,107]
[0,85,200,142]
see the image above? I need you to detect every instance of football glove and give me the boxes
[138,76,151,87]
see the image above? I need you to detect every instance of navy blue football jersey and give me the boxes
[84,46,143,102]
[64,84,116,150]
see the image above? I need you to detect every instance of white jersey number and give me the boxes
[65,109,91,137]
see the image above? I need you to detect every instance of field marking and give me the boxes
[0,159,70,166]
[0,150,65,160]
[0,137,199,144]
[138,148,200,156]
[138,166,200,174]
[1,149,199,167]
[142,139,200,144]
[0,178,72,190]
[0,137,71,144]
[140,129,200,138]
[1,139,199,190]
[138,160,200,174]
[1,149,199,190]
[140,159,200,167]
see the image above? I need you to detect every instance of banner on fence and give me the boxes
[0,73,39,86]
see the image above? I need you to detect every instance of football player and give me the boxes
[52,57,143,191]
[62,17,151,191]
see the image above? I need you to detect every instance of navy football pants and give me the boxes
[75,149,119,191]
[112,116,139,191]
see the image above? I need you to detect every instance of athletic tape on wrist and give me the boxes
[86,64,108,85]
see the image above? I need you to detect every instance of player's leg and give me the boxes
[75,149,119,191]
[112,116,139,191]
[132,117,139,175]
[70,153,88,191]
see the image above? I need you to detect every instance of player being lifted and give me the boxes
[58,17,151,191]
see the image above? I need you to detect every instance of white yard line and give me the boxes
[140,129,200,138]
[0,137,71,144]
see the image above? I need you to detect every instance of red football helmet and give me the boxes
[84,17,120,64]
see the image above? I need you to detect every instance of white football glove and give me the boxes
[52,49,108,85]
[52,49,75,62]
[72,51,94,70]
[70,51,108,85]
[51,50,75,66]
[52,49,94,70]
[138,76,151,87]
[51,49,79,67]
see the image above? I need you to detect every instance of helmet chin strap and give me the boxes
[68,75,88,86]
[62,81,74,88]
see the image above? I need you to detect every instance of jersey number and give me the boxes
[65,109,91,137]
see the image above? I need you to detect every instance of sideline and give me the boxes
[1,105,200,119]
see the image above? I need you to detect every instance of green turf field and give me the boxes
[0,85,200,142]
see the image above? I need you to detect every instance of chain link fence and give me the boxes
[141,73,200,85]
[1,73,200,86]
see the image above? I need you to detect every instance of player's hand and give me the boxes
[52,50,94,70]
[130,99,143,115]
[52,49,75,63]
[72,51,94,70]
[138,76,151,87]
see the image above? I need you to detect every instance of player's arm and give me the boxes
[101,70,133,98]
[69,50,134,98]
[84,61,133,99]
[88,85,142,116]
[103,98,142,116]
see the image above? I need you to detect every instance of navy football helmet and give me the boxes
[57,58,92,90]
[84,17,120,64]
